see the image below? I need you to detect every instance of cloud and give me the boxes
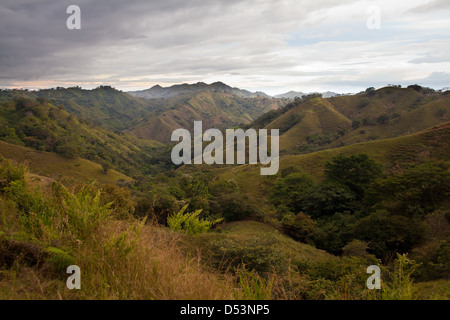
[0,0,449,94]
[409,0,450,13]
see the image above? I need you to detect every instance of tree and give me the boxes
[376,113,389,124]
[324,154,382,199]
[302,181,357,218]
[354,210,426,260]
[270,172,314,213]
[56,143,78,159]
[367,161,450,214]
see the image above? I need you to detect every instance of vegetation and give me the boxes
[0,85,449,300]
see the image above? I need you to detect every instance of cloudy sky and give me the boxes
[0,0,449,95]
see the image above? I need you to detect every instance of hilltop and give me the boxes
[128,81,271,99]
[127,90,282,142]
[252,86,450,154]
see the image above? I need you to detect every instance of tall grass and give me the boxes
[0,160,236,299]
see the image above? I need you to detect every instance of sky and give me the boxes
[0,0,449,95]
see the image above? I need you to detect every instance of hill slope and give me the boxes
[0,140,133,184]
[128,81,271,99]
[191,122,450,204]
[255,87,450,154]
[0,96,162,177]
[0,86,157,131]
[127,91,282,142]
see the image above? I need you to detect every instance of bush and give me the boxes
[282,212,316,244]
[0,159,26,189]
[342,240,370,258]
[352,120,360,129]
[376,113,389,124]
[209,236,286,275]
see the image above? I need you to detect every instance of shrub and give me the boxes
[209,236,286,275]
[352,120,360,129]
[376,113,389,124]
[282,212,316,244]
[167,204,222,236]
[0,159,26,189]
[342,240,370,258]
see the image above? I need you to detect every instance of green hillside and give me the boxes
[256,87,450,154]
[265,97,351,153]
[0,140,133,184]
[217,122,450,200]
[0,86,157,131]
[191,220,332,267]
[0,84,449,301]
[128,91,282,142]
[0,96,162,177]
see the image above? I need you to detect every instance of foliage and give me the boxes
[167,204,222,236]
[270,172,314,213]
[367,161,450,214]
[302,181,356,218]
[354,210,426,260]
[236,267,274,300]
[381,254,419,300]
[325,154,383,198]
[281,212,316,244]
[209,236,286,274]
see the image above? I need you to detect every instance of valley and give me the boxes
[0,83,449,300]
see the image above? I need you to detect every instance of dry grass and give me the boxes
[0,219,237,300]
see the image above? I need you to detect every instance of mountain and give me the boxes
[1,83,449,301]
[126,90,283,142]
[128,81,271,99]
[0,86,158,131]
[252,86,450,154]
[0,95,162,177]
[273,91,338,99]
[273,91,307,99]
[0,84,282,145]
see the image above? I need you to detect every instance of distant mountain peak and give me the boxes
[128,82,270,99]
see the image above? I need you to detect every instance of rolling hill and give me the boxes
[0,140,133,184]
[181,121,450,205]
[127,90,282,142]
[0,95,162,177]
[128,81,271,99]
[0,86,158,131]
[252,86,450,154]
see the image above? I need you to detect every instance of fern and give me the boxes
[167,204,222,236]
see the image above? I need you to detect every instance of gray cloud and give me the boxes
[0,0,449,94]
